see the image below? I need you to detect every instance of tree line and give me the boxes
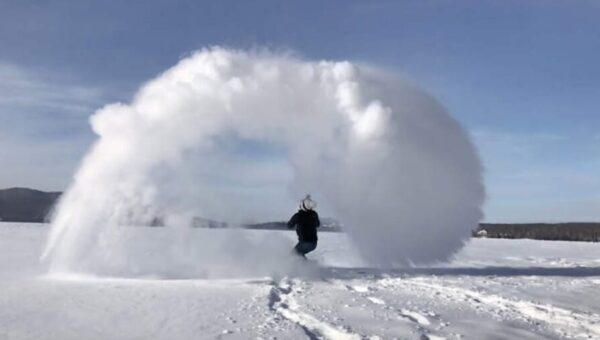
[474,223,600,242]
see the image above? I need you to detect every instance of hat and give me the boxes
[300,195,316,211]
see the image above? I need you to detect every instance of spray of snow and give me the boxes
[42,47,484,277]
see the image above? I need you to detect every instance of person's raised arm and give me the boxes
[287,212,299,229]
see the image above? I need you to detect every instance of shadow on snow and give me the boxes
[320,265,600,279]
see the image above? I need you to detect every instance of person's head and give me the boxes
[299,194,316,211]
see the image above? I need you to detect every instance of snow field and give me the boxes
[1,223,599,339]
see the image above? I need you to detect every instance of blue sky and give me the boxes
[1,0,599,222]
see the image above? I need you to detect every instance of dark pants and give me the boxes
[294,241,317,257]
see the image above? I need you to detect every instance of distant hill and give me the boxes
[0,188,343,230]
[182,217,342,232]
[1,188,598,242]
[239,218,342,233]
[0,188,62,223]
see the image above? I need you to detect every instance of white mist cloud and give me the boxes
[42,47,484,277]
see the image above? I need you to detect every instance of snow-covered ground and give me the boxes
[1,222,599,340]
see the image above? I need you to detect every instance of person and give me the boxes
[287,195,320,258]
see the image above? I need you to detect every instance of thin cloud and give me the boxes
[0,133,90,190]
[0,62,103,190]
[471,128,600,222]
[0,61,104,114]
[470,129,569,170]
[471,129,567,147]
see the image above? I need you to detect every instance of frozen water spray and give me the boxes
[42,47,484,277]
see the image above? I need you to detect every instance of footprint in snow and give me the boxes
[367,297,386,305]
[420,334,446,340]
[345,285,371,293]
[399,309,431,326]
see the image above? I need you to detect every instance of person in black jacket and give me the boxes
[287,195,320,258]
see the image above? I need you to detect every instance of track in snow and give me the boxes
[268,278,361,340]
[395,277,600,340]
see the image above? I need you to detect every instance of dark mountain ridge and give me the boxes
[0,188,61,223]
[1,188,598,242]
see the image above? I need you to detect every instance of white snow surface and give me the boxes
[2,222,600,340]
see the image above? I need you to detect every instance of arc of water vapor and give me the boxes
[43,47,484,276]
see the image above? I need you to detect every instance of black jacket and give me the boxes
[287,209,320,242]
